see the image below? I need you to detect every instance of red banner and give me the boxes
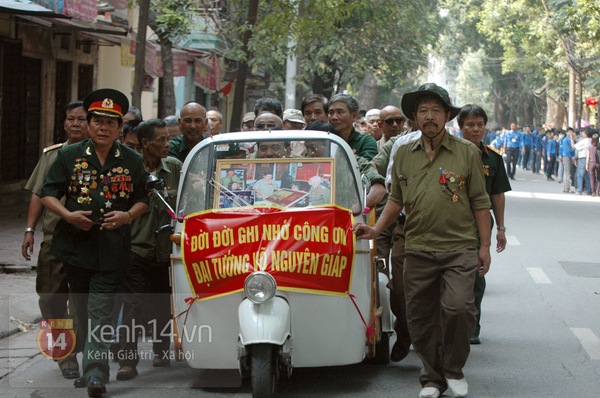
[181,206,355,301]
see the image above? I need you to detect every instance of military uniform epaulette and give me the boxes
[487,145,502,156]
[43,143,63,153]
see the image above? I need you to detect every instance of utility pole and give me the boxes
[284,1,298,110]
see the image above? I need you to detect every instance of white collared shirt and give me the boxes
[385,131,422,190]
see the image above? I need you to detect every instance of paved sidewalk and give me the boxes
[0,202,40,339]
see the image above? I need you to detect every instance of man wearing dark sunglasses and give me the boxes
[253,112,283,131]
[378,105,406,151]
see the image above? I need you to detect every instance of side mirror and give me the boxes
[145,174,177,220]
[146,174,166,192]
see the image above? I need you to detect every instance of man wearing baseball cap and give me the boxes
[355,83,491,398]
[282,109,307,157]
[41,88,149,397]
[282,109,307,130]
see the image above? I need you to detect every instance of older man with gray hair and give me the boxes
[365,108,382,141]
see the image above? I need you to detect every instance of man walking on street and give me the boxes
[355,83,491,398]
[41,89,149,397]
[521,126,532,170]
[574,130,592,195]
[117,119,182,380]
[458,104,511,345]
[21,101,89,380]
[559,129,576,192]
[503,123,521,180]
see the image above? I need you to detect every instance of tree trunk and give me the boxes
[157,38,175,118]
[230,0,259,131]
[357,72,378,110]
[545,86,567,129]
[132,0,150,108]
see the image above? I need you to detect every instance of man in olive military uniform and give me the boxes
[221,169,243,190]
[307,175,331,205]
[21,101,89,379]
[355,83,491,398]
[41,88,149,398]
[328,94,378,161]
[458,104,511,345]
[117,119,183,380]
[168,101,208,162]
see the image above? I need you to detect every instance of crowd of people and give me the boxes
[480,124,600,195]
[20,83,531,398]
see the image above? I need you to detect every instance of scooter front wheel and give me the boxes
[251,343,278,398]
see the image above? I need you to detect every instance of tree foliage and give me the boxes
[439,0,600,127]
[214,0,441,97]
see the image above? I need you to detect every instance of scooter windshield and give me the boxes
[176,131,364,218]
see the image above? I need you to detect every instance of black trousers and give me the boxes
[65,264,126,382]
[546,155,557,178]
[506,147,519,178]
[521,146,531,169]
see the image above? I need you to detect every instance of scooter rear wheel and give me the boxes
[251,344,278,398]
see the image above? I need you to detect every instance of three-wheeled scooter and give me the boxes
[167,130,393,397]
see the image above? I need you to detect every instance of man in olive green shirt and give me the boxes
[221,169,243,190]
[22,101,89,379]
[168,102,208,162]
[355,84,491,398]
[117,119,183,380]
[327,94,378,161]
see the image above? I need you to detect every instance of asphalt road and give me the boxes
[1,169,599,398]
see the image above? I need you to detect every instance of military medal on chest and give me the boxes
[101,168,133,200]
[71,157,95,204]
[439,167,465,203]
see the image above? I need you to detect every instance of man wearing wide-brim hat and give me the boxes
[41,88,149,398]
[355,83,491,398]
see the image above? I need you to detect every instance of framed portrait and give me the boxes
[214,158,335,208]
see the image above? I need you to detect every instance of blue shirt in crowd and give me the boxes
[559,136,575,158]
[532,131,544,152]
[504,130,522,149]
[546,139,558,157]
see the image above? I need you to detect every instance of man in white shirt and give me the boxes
[574,130,592,195]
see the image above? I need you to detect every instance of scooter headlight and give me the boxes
[244,271,276,304]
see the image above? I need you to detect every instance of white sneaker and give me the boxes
[419,387,441,398]
[446,377,468,397]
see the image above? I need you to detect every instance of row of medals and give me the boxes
[71,160,132,204]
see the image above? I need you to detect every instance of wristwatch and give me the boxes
[497,226,506,232]
[24,227,35,234]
